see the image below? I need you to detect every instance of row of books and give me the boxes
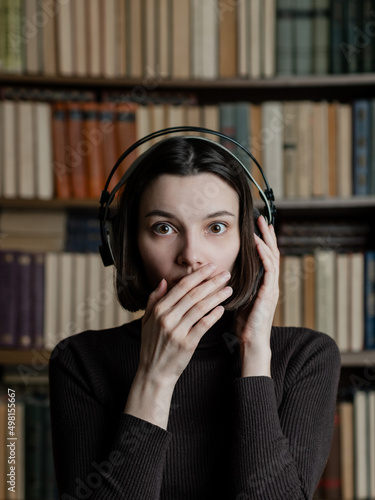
[0,250,140,351]
[1,97,375,200]
[0,0,374,79]
[0,209,102,253]
[1,244,375,352]
[314,390,375,500]
[0,390,57,500]
[275,249,375,352]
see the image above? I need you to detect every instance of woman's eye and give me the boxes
[208,223,227,234]
[153,223,173,235]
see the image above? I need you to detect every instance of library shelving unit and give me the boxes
[1,72,375,500]
[1,73,375,369]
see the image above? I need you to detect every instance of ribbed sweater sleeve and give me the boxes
[49,334,172,500]
[230,329,341,500]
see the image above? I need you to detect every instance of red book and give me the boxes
[81,102,104,199]
[51,103,72,199]
[115,103,138,177]
[97,102,121,192]
[66,102,88,199]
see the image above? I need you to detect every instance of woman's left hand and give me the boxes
[235,215,280,378]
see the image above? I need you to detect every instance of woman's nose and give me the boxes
[176,233,205,268]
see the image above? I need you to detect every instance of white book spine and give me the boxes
[34,102,54,200]
[17,101,35,199]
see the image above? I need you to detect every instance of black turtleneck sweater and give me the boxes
[48,314,341,500]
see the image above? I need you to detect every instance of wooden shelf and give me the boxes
[2,72,375,88]
[2,73,375,102]
[0,349,50,366]
[341,351,375,367]
[0,348,374,367]
[1,196,374,211]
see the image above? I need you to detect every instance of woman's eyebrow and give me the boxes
[145,209,236,219]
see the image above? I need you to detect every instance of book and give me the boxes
[1,101,17,198]
[129,0,143,78]
[297,101,314,198]
[330,0,345,74]
[171,0,190,79]
[101,0,117,78]
[86,0,101,77]
[327,102,338,197]
[261,101,284,199]
[143,0,156,80]
[72,0,87,77]
[262,0,276,78]
[34,101,54,200]
[65,102,88,199]
[219,0,237,78]
[312,101,329,197]
[16,252,33,349]
[283,101,298,198]
[41,0,57,76]
[364,250,375,349]
[51,102,71,199]
[202,0,218,79]
[56,0,73,76]
[17,101,35,199]
[282,255,303,327]
[81,102,104,199]
[336,253,350,352]
[157,0,170,78]
[353,99,370,196]
[353,390,368,499]
[315,249,336,340]
[295,0,313,75]
[313,0,330,74]
[24,0,40,74]
[249,0,261,79]
[339,400,354,500]
[303,254,315,330]
[350,252,365,352]
[336,103,352,197]
[0,251,18,347]
[276,0,294,76]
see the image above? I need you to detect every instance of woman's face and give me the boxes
[137,173,241,291]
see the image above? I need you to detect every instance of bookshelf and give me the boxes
[1,1,375,498]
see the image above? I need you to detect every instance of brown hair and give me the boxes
[113,136,263,312]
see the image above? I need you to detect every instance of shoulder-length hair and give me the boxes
[113,136,263,312]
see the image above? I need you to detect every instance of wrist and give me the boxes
[124,370,176,430]
[240,343,272,378]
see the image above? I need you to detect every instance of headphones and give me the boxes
[98,126,276,268]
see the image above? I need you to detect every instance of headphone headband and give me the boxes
[98,126,277,267]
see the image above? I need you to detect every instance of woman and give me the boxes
[49,136,341,499]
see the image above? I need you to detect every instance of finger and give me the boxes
[186,305,226,346]
[157,262,218,311]
[257,216,278,252]
[176,284,233,337]
[255,235,279,278]
[143,278,168,325]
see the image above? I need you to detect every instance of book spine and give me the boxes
[352,99,370,195]
[365,250,375,349]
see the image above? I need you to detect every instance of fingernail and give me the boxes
[220,271,231,281]
[224,286,233,295]
[207,263,217,271]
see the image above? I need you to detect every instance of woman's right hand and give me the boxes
[124,263,232,429]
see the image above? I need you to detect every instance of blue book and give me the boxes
[352,99,370,195]
[365,251,375,349]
